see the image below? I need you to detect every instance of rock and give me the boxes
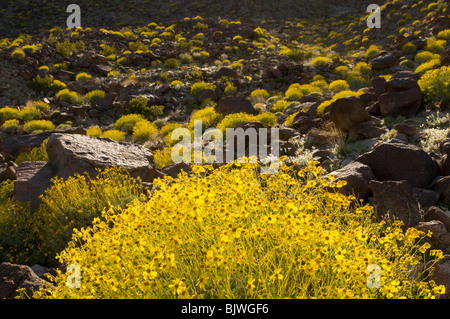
[0,165,16,181]
[372,77,386,96]
[356,140,440,188]
[0,127,87,159]
[161,162,193,178]
[13,161,54,212]
[46,134,158,183]
[393,122,418,136]
[292,115,317,134]
[196,89,217,102]
[370,53,397,70]
[215,96,258,116]
[305,129,331,148]
[412,188,440,211]
[378,87,422,117]
[329,161,376,199]
[278,127,299,141]
[385,77,419,92]
[352,121,387,139]
[415,221,450,252]
[90,64,111,76]
[327,97,371,132]
[369,180,422,229]
[426,255,450,299]
[213,67,239,79]
[30,264,50,279]
[0,262,46,299]
[93,93,117,111]
[424,206,450,232]
[432,176,450,203]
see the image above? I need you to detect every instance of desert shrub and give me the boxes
[49,80,67,91]
[86,127,103,137]
[115,114,146,132]
[85,90,106,103]
[217,112,277,133]
[250,89,270,102]
[132,120,159,143]
[365,45,381,59]
[0,107,21,124]
[418,65,450,104]
[1,119,20,134]
[329,80,350,92]
[193,51,210,64]
[75,72,92,82]
[20,106,42,122]
[400,59,415,69]
[153,147,174,169]
[53,63,68,70]
[22,167,142,266]
[271,100,289,113]
[23,120,55,134]
[101,130,126,142]
[402,42,417,55]
[55,39,83,57]
[424,37,447,54]
[415,51,441,62]
[334,65,350,78]
[190,82,216,96]
[354,62,372,79]
[437,29,450,40]
[32,101,50,111]
[27,75,54,92]
[164,58,180,69]
[30,161,446,299]
[311,56,332,67]
[179,53,193,65]
[11,49,25,60]
[56,89,83,105]
[224,82,237,96]
[127,96,158,120]
[187,107,224,132]
[160,123,184,146]
[15,138,49,165]
[415,58,441,73]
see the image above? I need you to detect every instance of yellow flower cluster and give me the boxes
[32,161,445,299]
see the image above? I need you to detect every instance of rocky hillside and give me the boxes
[1,0,450,299]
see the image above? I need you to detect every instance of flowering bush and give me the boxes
[418,65,450,104]
[23,120,55,134]
[132,120,158,143]
[32,161,446,299]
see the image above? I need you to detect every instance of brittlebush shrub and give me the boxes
[31,161,446,299]
[217,112,277,134]
[23,120,55,134]
[29,167,143,265]
[132,120,158,143]
[418,65,450,104]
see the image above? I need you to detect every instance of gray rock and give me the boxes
[0,262,47,299]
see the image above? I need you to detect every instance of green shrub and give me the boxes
[20,106,42,122]
[164,58,180,69]
[75,72,92,82]
[399,59,415,69]
[132,120,159,143]
[437,29,450,40]
[11,48,25,60]
[187,106,224,133]
[311,56,332,67]
[15,138,49,165]
[0,107,21,124]
[22,120,55,134]
[56,89,83,105]
[415,58,441,73]
[193,50,210,64]
[101,130,127,141]
[1,119,20,134]
[85,90,106,103]
[27,75,54,91]
[271,100,289,113]
[190,82,216,96]
[329,80,350,92]
[418,65,450,104]
[115,114,146,133]
[414,51,441,62]
[217,112,277,133]
[365,45,381,59]
[250,89,270,102]
[425,37,447,54]
[86,126,103,137]
[402,42,417,55]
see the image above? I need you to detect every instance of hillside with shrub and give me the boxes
[0,0,450,300]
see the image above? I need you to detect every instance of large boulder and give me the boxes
[370,52,397,70]
[415,220,450,252]
[0,262,47,299]
[356,140,440,188]
[378,87,422,117]
[46,134,159,182]
[327,97,371,132]
[215,96,258,116]
[13,161,54,212]
[329,161,376,199]
[369,180,422,229]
